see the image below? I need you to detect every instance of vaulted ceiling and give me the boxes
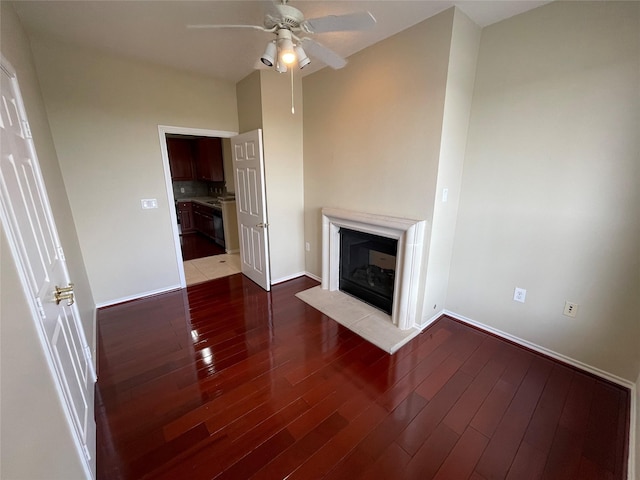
[12,1,551,83]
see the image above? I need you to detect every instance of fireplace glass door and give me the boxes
[339,228,397,314]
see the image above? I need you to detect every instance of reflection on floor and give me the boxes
[180,232,225,261]
[183,253,241,286]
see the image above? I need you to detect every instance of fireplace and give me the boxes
[339,228,397,314]
[322,207,427,330]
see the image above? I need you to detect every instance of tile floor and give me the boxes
[183,253,241,286]
[295,285,421,354]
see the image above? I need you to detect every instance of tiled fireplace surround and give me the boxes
[297,207,427,353]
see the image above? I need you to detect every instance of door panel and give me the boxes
[1,60,95,476]
[231,130,270,290]
[248,168,260,215]
[251,229,264,273]
[236,169,248,213]
[51,314,90,443]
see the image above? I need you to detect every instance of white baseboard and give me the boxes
[95,284,181,308]
[304,271,322,282]
[272,271,308,285]
[442,309,637,480]
[443,310,634,389]
[419,309,446,331]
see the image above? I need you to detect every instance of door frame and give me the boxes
[158,125,237,287]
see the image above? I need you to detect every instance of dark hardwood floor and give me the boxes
[95,275,630,479]
[181,232,225,261]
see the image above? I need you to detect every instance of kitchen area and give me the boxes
[167,134,241,284]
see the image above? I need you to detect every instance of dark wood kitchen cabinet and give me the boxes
[193,203,214,238]
[167,138,195,180]
[177,201,195,234]
[195,137,224,182]
[192,203,225,248]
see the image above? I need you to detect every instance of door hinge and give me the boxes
[22,120,32,139]
[35,298,46,319]
[57,246,66,261]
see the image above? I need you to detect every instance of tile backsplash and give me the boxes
[173,181,208,199]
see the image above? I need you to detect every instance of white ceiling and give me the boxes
[12,0,551,83]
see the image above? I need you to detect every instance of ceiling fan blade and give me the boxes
[187,24,272,32]
[301,11,376,34]
[300,38,347,69]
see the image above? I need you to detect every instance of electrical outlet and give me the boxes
[513,287,526,303]
[563,301,578,317]
[305,242,310,252]
[180,187,185,193]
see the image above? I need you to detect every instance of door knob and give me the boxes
[54,283,75,306]
[256,222,269,228]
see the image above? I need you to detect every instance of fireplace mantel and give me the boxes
[321,207,426,330]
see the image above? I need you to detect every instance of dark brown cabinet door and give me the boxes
[195,137,224,182]
[177,201,195,234]
[193,206,206,233]
[192,204,213,238]
[167,138,195,181]
[191,203,224,246]
[212,210,224,248]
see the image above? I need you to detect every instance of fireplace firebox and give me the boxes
[339,228,398,314]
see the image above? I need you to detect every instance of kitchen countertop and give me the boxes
[176,196,235,209]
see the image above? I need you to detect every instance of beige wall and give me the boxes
[236,70,263,133]
[30,37,239,304]
[1,3,92,477]
[421,9,481,322]
[302,9,455,282]
[447,1,640,382]
[259,70,305,282]
[236,70,305,283]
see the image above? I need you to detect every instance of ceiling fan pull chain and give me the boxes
[291,67,295,114]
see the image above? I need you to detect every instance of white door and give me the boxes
[231,129,271,291]
[0,59,96,477]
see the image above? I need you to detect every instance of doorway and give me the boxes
[158,125,240,287]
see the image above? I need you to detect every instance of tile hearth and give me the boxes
[296,286,421,354]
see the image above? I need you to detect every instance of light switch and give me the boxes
[442,188,449,202]
[141,198,158,209]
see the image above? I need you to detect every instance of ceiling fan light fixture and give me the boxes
[280,47,296,65]
[294,45,310,69]
[260,41,277,67]
[275,60,287,73]
[190,4,374,73]
[276,29,296,66]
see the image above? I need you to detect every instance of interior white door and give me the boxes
[231,129,271,291]
[0,59,96,477]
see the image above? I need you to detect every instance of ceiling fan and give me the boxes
[187,0,377,72]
